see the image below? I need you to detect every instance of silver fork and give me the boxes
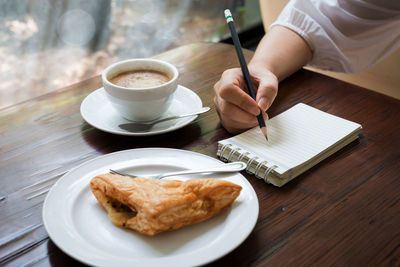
[109,161,247,179]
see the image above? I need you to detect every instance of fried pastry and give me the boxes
[90,174,242,236]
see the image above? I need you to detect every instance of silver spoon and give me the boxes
[118,107,210,132]
[109,161,247,179]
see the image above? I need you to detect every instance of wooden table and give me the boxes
[1,42,399,266]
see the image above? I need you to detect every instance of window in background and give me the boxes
[0,0,261,109]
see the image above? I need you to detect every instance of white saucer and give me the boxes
[80,85,203,136]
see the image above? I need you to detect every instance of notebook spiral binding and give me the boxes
[263,165,278,182]
[246,156,259,174]
[255,160,268,177]
[219,144,232,162]
[218,143,278,182]
[227,147,241,161]
[238,151,250,162]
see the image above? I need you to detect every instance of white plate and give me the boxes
[43,148,259,267]
[80,85,203,136]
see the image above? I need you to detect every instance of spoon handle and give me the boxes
[175,106,210,118]
[158,161,247,179]
[155,107,210,123]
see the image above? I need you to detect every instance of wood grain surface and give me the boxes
[0,42,399,266]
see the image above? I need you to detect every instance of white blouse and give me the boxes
[270,0,400,73]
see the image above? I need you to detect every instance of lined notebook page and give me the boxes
[219,103,362,174]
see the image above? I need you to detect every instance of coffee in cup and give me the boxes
[102,59,179,122]
[109,70,171,89]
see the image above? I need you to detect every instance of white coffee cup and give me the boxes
[102,58,179,121]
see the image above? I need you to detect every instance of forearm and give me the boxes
[249,25,312,81]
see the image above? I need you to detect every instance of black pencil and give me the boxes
[224,9,268,141]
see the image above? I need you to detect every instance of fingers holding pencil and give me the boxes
[253,68,278,112]
[214,68,271,134]
[214,96,269,134]
[216,68,260,116]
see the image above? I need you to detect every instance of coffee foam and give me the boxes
[109,70,170,89]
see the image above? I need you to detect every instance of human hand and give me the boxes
[213,66,278,134]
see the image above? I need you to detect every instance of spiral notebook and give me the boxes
[217,103,362,187]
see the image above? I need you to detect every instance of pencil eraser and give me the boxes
[224,9,233,22]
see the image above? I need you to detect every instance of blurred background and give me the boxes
[0,0,263,110]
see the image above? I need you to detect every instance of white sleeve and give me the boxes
[270,0,400,73]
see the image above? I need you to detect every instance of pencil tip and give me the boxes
[260,127,268,141]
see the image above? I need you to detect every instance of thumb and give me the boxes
[256,75,278,112]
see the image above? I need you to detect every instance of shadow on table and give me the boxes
[80,121,202,154]
[47,240,87,267]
